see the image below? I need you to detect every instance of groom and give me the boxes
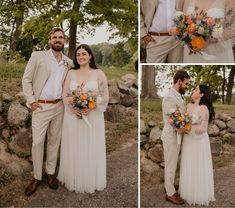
[22,27,73,196]
[161,70,190,204]
[140,0,185,63]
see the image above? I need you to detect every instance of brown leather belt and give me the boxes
[38,99,62,104]
[149,32,170,36]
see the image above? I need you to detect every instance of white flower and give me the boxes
[69,80,78,91]
[212,24,223,38]
[174,11,184,19]
[169,108,176,113]
[198,26,205,35]
[186,7,196,16]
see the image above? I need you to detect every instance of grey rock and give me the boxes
[1,93,13,102]
[108,84,121,104]
[213,119,226,130]
[104,104,126,122]
[227,119,235,133]
[148,121,156,128]
[6,160,31,176]
[0,116,6,129]
[208,124,220,136]
[147,144,164,163]
[2,129,10,139]
[210,137,222,156]
[7,102,29,125]
[230,133,235,147]
[8,131,32,157]
[129,87,138,98]
[121,94,134,107]
[0,100,2,112]
[140,120,146,134]
[149,126,162,142]
[117,80,129,94]
[121,74,136,82]
[219,129,228,137]
[140,135,149,145]
[141,157,160,175]
[216,113,232,122]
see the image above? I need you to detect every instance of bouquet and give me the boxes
[168,108,192,144]
[172,7,223,59]
[66,81,97,127]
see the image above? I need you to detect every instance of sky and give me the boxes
[77,23,121,45]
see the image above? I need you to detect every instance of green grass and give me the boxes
[214,103,235,117]
[0,62,137,95]
[103,65,137,80]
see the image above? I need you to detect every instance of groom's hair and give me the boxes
[173,70,190,84]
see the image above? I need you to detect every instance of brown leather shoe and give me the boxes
[166,193,184,205]
[25,178,41,196]
[47,174,59,190]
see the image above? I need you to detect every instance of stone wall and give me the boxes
[0,73,138,178]
[140,113,235,183]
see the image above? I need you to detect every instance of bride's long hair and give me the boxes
[199,85,215,122]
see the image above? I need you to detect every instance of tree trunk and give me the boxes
[68,0,82,59]
[10,0,24,51]
[141,65,159,99]
[222,66,226,104]
[226,66,235,104]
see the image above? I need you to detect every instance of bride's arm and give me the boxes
[97,69,109,113]
[194,105,209,134]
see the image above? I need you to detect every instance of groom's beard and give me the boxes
[51,42,64,52]
[179,86,187,95]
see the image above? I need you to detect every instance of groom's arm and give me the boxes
[22,52,38,107]
[162,96,177,122]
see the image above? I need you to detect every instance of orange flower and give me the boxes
[191,36,205,49]
[88,101,96,109]
[187,23,196,34]
[169,27,180,35]
[196,15,203,20]
[66,96,73,104]
[184,123,192,131]
[178,116,185,122]
[80,94,87,101]
[206,17,215,26]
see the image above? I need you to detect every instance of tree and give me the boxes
[226,66,235,104]
[141,65,159,99]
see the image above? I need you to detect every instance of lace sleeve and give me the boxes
[223,0,235,40]
[62,70,73,106]
[194,105,209,134]
[97,69,109,113]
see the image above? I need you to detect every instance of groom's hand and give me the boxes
[30,102,42,111]
[142,34,155,46]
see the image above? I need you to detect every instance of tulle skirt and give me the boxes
[179,132,215,205]
[58,106,106,193]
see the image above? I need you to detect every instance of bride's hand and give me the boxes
[81,108,91,116]
[71,108,82,116]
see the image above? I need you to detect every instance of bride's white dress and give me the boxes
[58,69,109,193]
[179,104,215,206]
[183,0,235,63]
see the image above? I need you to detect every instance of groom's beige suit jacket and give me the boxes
[161,88,186,143]
[22,50,73,107]
[140,0,185,39]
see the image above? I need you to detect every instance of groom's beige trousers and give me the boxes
[163,141,180,196]
[146,36,183,63]
[32,101,64,180]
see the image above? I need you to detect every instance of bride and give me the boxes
[183,0,235,63]
[57,44,109,193]
[179,85,215,205]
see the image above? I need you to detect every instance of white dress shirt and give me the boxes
[39,49,65,100]
[149,0,176,32]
